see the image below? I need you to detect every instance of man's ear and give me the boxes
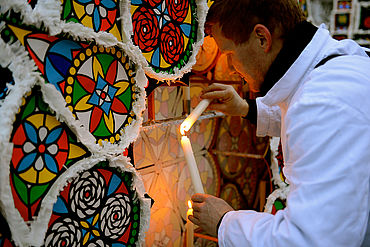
[253,24,272,53]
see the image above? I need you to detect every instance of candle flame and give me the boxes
[188,200,192,209]
[180,119,193,136]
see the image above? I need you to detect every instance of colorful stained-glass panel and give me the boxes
[2,19,138,145]
[61,0,122,40]
[45,161,140,247]
[10,86,91,222]
[130,0,198,74]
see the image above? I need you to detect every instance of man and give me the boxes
[188,0,370,246]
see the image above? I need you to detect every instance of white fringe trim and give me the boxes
[0,38,42,247]
[264,137,290,214]
[264,186,290,214]
[269,137,288,188]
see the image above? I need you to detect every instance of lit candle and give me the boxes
[181,136,205,194]
[180,99,211,135]
[186,200,194,247]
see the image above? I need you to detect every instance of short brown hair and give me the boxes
[205,0,306,44]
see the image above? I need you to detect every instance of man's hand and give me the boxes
[188,194,234,237]
[201,83,249,116]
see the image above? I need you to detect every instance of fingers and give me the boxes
[201,83,234,99]
[192,211,201,219]
[208,102,229,113]
[191,193,207,202]
[188,215,200,226]
[202,83,228,93]
[192,201,202,213]
[189,211,202,226]
[201,91,226,100]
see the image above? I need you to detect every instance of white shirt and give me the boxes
[218,25,370,247]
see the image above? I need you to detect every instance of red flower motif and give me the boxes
[132,6,160,53]
[160,22,184,64]
[166,0,189,23]
[142,0,162,7]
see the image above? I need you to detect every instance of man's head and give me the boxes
[206,0,306,92]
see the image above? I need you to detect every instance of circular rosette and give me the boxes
[9,87,91,222]
[12,116,69,185]
[65,45,137,145]
[160,22,184,64]
[129,0,199,76]
[165,0,189,22]
[100,194,132,239]
[46,161,144,246]
[69,170,106,219]
[45,218,82,247]
[132,6,159,53]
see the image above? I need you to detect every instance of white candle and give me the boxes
[181,136,205,194]
[186,200,194,247]
[180,99,211,135]
[184,85,191,101]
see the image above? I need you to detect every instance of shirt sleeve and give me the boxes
[218,96,370,247]
[255,98,281,137]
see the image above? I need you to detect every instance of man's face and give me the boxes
[210,23,264,92]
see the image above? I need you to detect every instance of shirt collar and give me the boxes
[259,21,318,96]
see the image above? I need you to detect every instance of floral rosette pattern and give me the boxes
[61,0,122,40]
[45,218,82,247]
[130,0,198,74]
[10,87,91,222]
[100,194,132,239]
[45,161,141,247]
[69,170,106,219]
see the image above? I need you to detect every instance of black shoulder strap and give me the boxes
[315,52,370,69]
[314,54,343,68]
